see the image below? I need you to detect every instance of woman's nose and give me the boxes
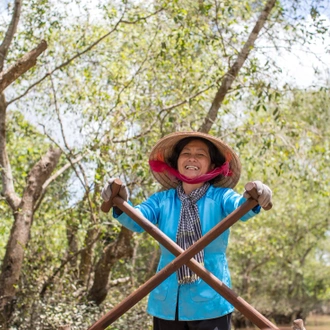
[188,155,197,161]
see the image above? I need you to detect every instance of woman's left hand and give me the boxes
[243,181,272,208]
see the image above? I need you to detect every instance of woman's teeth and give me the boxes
[185,166,198,170]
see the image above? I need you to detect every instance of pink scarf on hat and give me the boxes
[149,160,232,185]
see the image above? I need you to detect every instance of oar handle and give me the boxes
[245,182,273,211]
[100,178,123,213]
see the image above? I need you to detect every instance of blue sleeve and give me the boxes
[222,189,261,222]
[112,193,161,233]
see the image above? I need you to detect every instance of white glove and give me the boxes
[243,180,272,208]
[101,178,129,202]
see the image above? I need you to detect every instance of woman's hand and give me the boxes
[101,178,129,202]
[243,181,272,208]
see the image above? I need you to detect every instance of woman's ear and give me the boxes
[210,163,215,170]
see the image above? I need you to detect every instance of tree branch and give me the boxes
[49,74,71,151]
[120,7,165,24]
[0,40,47,93]
[41,125,98,231]
[34,154,84,212]
[0,0,22,71]
[40,125,88,194]
[7,6,166,106]
[199,0,277,133]
[7,12,125,106]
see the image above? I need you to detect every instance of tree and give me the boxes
[229,87,330,325]
[0,0,329,328]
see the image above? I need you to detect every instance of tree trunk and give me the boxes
[79,226,99,286]
[0,148,61,326]
[88,227,133,305]
[199,0,277,133]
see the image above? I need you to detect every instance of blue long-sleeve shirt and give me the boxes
[114,185,260,321]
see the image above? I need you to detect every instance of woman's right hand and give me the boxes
[243,180,272,208]
[101,178,129,202]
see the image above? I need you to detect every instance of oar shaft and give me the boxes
[89,196,278,330]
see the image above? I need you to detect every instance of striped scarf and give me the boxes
[176,182,210,284]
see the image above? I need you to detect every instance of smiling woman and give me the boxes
[101,131,273,330]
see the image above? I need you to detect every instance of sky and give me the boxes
[265,13,330,89]
[275,0,330,88]
[0,0,11,14]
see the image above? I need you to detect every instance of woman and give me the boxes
[101,131,272,330]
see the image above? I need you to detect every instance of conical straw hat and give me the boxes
[149,131,241,189]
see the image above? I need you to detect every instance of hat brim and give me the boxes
[149,131,241,189]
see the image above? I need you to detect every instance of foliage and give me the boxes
[229,88,330,325]
[0,0,329,328]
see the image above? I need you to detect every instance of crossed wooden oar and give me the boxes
[89,179,278,330]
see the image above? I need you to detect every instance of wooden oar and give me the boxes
[89,181,276,330]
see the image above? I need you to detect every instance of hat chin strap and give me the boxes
[149,160,232,185]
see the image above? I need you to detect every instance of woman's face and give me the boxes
[177,140,214,179]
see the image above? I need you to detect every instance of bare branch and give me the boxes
[0,40,47,93]
[40,125,87,193]
[40,125,98,227]
[161,84,215,113]
[199,0,277,133]
[43,155,84,192]
[112,127,154,144]
[49,74,71,151]
[34,154,84,212]
[46,82,93,206]
[0,0,22,71]
[214,0,228,57]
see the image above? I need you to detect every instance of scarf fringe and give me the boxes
[178,262,204,284]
